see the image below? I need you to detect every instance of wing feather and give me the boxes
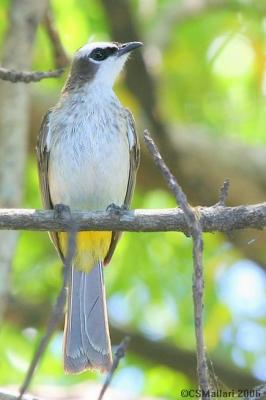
[104,109,140,264]
[36,111,63,260]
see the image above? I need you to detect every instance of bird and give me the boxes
[36,41,142,374]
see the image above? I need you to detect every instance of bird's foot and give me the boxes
[54,203,71,219]
[106,203,128,215]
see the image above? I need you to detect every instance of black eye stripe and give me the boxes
[90,47,117,61]
[106,47,117,57]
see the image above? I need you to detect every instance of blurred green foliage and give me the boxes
[1,0,266,398]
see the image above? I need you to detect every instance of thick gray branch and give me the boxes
[0,203,265,232]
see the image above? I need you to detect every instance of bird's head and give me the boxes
[65,41,142,91]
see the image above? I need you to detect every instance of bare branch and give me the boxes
[97,337,130,400]
[0,66,64,83]
[0,203,265,233]
[143,130,209,394]
[43,5,70,68]
[0,2,69,85]
[143,130,195,227]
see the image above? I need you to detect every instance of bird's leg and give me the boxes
[106,203,128,215]
[18,265,68,399]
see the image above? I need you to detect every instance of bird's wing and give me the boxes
[123,109,140,207]
[36,111,63,260]
[104,109,140,264]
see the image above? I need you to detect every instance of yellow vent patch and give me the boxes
[59,231,112,272]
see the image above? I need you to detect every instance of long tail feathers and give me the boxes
[63,262,112,373]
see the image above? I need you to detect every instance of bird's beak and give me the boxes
[117,41,143,57]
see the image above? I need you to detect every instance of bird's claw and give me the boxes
[106,203,127,215]
[54,203,71,219]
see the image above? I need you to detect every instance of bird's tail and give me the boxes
[63,261,112,373]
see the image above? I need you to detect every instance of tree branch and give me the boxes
[0,203,265,233]
[97,337,130,400]
[143,130,209,393]
[0,1,69,85]
[0,67,65,83]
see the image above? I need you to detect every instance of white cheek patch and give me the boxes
[95,55,128,86]
[75,42,129,87]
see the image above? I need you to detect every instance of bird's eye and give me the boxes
[90,48,106,61]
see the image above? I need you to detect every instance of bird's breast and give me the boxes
[48,104,130,211]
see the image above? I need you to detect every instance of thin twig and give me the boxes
[143,131,194,224]
[0,2,69,85]
[217,179,230,207]
[43,4,70,68]
[19,216,76,399]
[0,67,64,83]
[143,129,209,396]
[97,337,131,400]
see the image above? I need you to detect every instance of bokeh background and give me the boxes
[0,0,266,399]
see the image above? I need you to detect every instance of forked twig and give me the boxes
[97,336,131,400]
[143,130,210,396]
